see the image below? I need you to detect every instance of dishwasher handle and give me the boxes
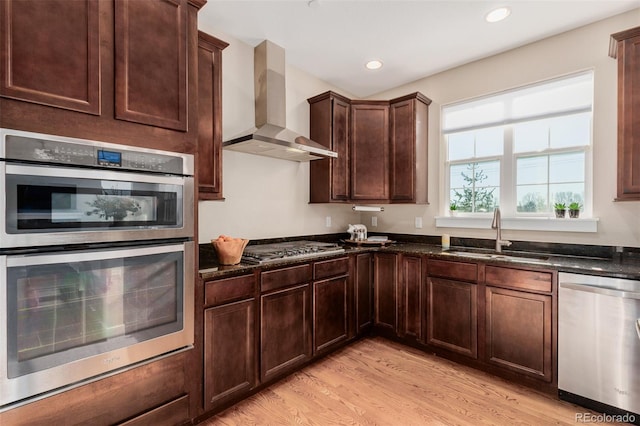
[637,319,640,341]
[560,282,640,300]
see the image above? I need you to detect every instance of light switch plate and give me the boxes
[325,216,332,227]
[415,217,423,228]
[372,216,378,227]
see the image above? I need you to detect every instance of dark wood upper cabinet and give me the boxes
[0,0,101,114]
[114,0,187,131]
[308,91,351,203]
[351,101,390,201]
[197,32,228,201]
[610,26,640,201]
[308,91,430,204]
[1,0,202,154]
[389,93,431,204]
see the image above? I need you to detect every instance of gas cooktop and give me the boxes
[241,241,345,264]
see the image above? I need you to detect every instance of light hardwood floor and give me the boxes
[201,337,611,425]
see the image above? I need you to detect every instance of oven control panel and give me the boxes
[2,131,191,176]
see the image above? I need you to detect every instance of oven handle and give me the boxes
[5,242,188,267]
[560,282,640,300]
[5,163,190,185]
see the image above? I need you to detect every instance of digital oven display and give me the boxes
[97,150,122,167]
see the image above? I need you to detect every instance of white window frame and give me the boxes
[437,71,598,233]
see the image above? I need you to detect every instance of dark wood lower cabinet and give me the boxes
[426,277,478,358]
[260,284,312,382]
[398,255,423,340]
[485,286,552,381]
[354,253,373,335]
[204,299,256,410]
[0,352,190,425]
[373,253,398,332]
[313,276,349,353]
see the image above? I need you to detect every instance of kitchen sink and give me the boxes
[443,249,550,264]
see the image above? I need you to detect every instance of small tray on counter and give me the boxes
[343,238,396,247]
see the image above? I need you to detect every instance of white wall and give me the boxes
[198,10,640,247]
[196,25,359,242]
[368,8,640,248]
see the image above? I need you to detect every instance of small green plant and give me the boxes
[449,202,458,211]
[568,202,581,210]
[554,202,566,210]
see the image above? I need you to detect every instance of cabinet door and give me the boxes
[355,253,373,335]
[313,276,348,354]
[331,98,351,200]
[204,299,256,410]
[114,0,187,131]
[614,30,640,200]
[373,253,397,332]
[399,255,423,340]
[309,92,350,203]
[261,284,311,382]
[350,103,389,200]
[389,95,429,204]
[426,277,478,358]
[197,32,228,200]
[485,286,552,381]
[0,0,100,114]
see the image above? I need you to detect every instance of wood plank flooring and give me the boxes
[201,337,610,425]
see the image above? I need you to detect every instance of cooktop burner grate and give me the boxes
[241,241,345,264]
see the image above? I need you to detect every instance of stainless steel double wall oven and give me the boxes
[0,129,195,408]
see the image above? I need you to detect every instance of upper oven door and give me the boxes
[0,162,194,248]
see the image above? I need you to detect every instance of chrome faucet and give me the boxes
[491,208,512,253]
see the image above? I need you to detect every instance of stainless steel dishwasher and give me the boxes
[558,272,640,422]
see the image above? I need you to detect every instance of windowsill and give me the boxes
[435,216,599,232]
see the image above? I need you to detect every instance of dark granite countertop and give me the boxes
[199,235,640,281]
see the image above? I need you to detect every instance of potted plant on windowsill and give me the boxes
[554,202,566,218]
[449,202,458,216]
[568,202,581,218]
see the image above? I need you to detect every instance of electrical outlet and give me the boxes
[415,217,423,229]
[325,216,332,227]
[372,216,378,227]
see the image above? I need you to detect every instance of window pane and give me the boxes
[450,163,469,188]
[549,113,590,149]
[448,132,474,161]
[475,127,503,157]
[517,185,548,212]
[551,183,584,208]
[514,120,548,153]
[550,152,584,183]
[517,156,548,185]
[450,161,499,212]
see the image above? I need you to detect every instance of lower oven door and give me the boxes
[0,241,194,408]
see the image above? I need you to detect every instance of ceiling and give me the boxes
[199,1,640,98]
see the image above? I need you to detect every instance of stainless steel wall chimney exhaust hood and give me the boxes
[223,40,337,161]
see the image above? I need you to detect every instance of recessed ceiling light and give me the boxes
[485,7,511,23]
[365,60,383,70]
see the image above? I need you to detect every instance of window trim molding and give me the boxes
[435,216,599,233]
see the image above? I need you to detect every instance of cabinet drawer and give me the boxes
[314,256,349,280]
[485,266,552,293]
[427,259,478,282]
[261,264,312,293]
[205,274,256,307]
[118,394,189,426]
